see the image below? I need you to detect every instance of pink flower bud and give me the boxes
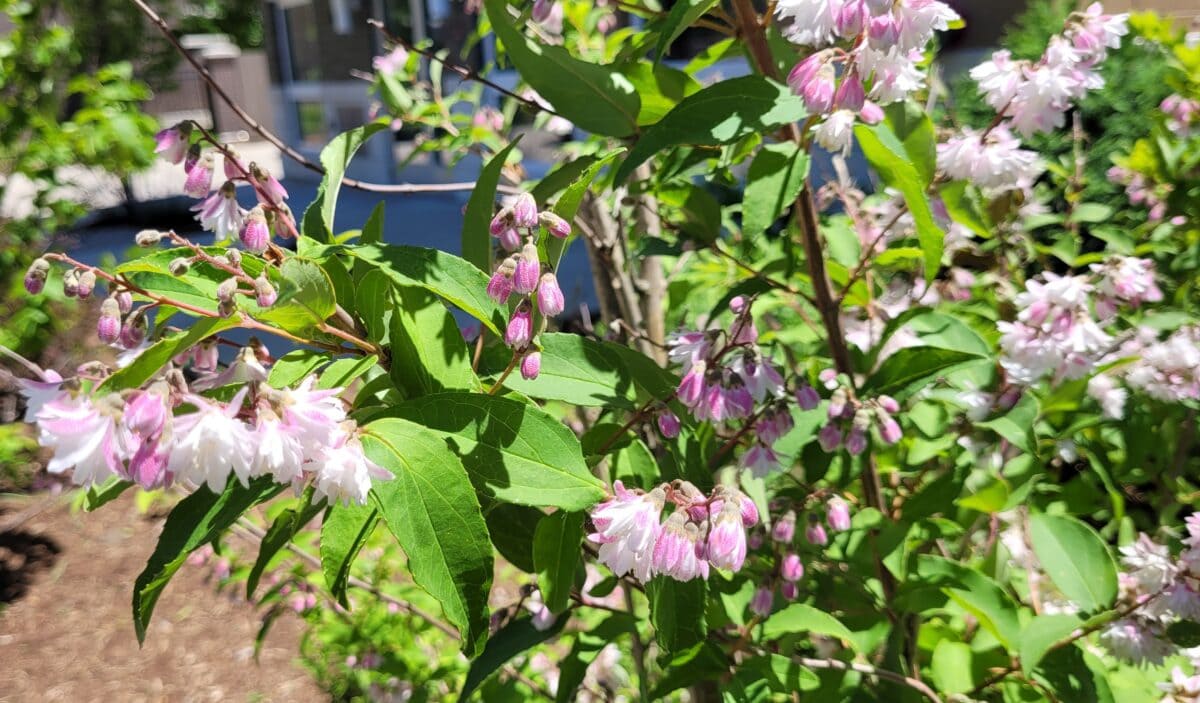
[486,267,514,304]
[846,426,867,455]
[706,505,748,572]
[657,411,681,439]
[254,274,278,307]
[76,270,96,299]
[194,340,219,372]
[879,415,902,444]
[803,62,837,115]
[730,295,748,313]
[24,258,49,295]
[97,298,122,344]
[512,193,538,228]
[532,0,555,23]
[828,388,848,419]
[859,100,885,125]
[772,510,796,543]
[505,304,533,349]
[835,0,867,35]
[223,148,246,181]
[520,351,542,380]
[154,123,191,164]
[184,153,215,198]
[489,207,513,236]
[62,269,79,297]
[835,73,866,112]
[116,290,133,314]
[817,423,842,451]
[536,272,564,316]
[877,395,899,414]
[796,384,821,410]
[740,493,760,527]
[120,313,147,348]
[513,244,540,293]
[869,13,900,46]
[539,211,571,238]
[499,228,521,251]
[781,553,804,582]
[806,522,828,546]
[750,586,773,617]
[827,497,852,532]
[781,581,799,601]
[241,207,271,253]
[251,163,289,205]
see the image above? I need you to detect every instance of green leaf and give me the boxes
[884,101,937,187]
[654,0,720,60]
[931,640,975,695]
[462,138,522,272]
[485,501,541,572]
[761,603,856,647]
[531,154,598,204]
[544,149,625,269]
[862,346,985,399]
[556,615,635,702]
[620,61,702,125]
[81,478,132,511]
[339,242,506,334]
[1028,513,1117,612]
[98,317,239,393]
[615,76,806,184]
[267,349,327,389]
[132,478,284,644]
[486,0,639,137]
[647,576,708,653]
[1020,614,1083,675]
[610,437,659,490]
[247,494,324,598]
[319,502,378,607]
[533,511,584,614]
[940,181,993,238]
[387,285,478,396]
[317,122,389,240]
[498,332,640,408]
[458,615,566,702]
[1034,645,1114,703]
[254,258,336,333]
[956,477,1010,514]
[363,417,494,655]
[317,354,379,389]
[381,391,604,510]
[855,122,944,281]
[978,393,1040,456]
[361,201,385,245]
[915,554,1021,650]
[1167,620,1200,648]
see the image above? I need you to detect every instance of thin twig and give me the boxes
[794,657,943,703]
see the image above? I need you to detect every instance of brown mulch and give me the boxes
[0,492,324,703]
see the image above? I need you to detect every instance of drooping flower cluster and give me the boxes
[940,4,1126,191]
[1099,521,1200,666]
[154,121,290,249]
[809,370,903,454]
[485,192,572,379]
[23,364,388,506]
[777,0,961,154]
[668,297,792,476]
[588,481,758,583]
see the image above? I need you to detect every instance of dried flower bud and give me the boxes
[538,211,571,238]
[62,269,79,297]
[168,257,191,276]
[135,229,165,247]
[520,351,542,380]
[97,297,122,344]
[24,258,49,294]
[216,277,238,305]
[254,274,277,307]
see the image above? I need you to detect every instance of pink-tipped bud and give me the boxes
[489,206,513,236]
[536,272,564,316]
[750,586,773,617]
[818,423,842,451]
[781,581,799,601]
[879,415,902,444]
[116,290,133,314]
[657,411,681,439]
[740,493,760,527]
[868,13,900,46]
[846,426,867,455]
[505,303,533,349]
[241,207,271,254]
[223,148,246,181]
[520,351,542,380]
[878,395,899,414]
[806,522,828,546]
[772,510,796,543]
[796,384,821,410]
[97,297,122,344]
[799,62,837,115]
[154,122,192,164]
[513,244,540,294]
[835,0,867,36]
[250,163,288,205]
[184,153,215,198]
[76,270,96,299]
[730,295,748,313]
[24,258,49,295]
[254,274,277,307]
[499,228,521,251]
[539,211,571,238]
[487,263,515,304]
[859,100,885,125]
[62,269,79,298]
[512,193,538,228]
[834,73,866,112]
[827,497,852,532]
[781,553,804,582]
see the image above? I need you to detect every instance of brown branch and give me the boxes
[794,657,943,703]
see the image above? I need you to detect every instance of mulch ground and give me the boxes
[0,491,324,703]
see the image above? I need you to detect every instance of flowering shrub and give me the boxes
[9,0,1200,700]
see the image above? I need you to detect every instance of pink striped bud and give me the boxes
[520,351,542,380]
[512,193,538,228]
[120,311,147,348]
[536,272,564,316]
[97,297,122,344]
[868,13,900,46]
[879,415,902,444]
[532,0,555,23]
[487,261,515,304]
[772,510,796,543]
[75,270,96,299]
[505,303,533,349]
[877,395,900,414]
[677,362,706,407]
[781,553,804,582]
[116,290,133,314]
[539,211,571,238]
[706,502,748,572]
[254,274,277,307]
[513,245,540,294]
[657,411,681,439]
[184,153,215,198]
[827,497,852,532]
[859,100,885,125]
[240,207,271,254]
[796,383,821,410]
[223,148,246,181]
[835,73,866,112]
[740,493,760,527]
[846,426,867,455]
[835,0,867,36]
[806,522,828,546]
[750,586,773,617]
[498,227,521,251]
[489,206,513,235]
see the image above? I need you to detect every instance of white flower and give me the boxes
[937,127,1043,191]
[251,414,306,484]
[1087,374,1127,419]
[813,109,857,155]
[970,50,1024,112]
[588,481,664,582]
[774,0,840,47]
[312,435,384,506]
[892,0,960,52]
[169,390,254,492]
[35,393,126,486]
[857,47,926,104]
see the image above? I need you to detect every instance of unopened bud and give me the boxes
[538,211,571,238]
[749,586,773,618]
[241,207,270,254]
[24,258,49,294]
[120,309,147,348]
[511,192,538,229]
[135,229,165,247]
[806,521,828,546]
[828,388,847,418]
[796,383,821,410]
[772,510,796,543]
[216,277,238,305]
[781,553,804,582]
[169,257,191,276]
[520,351,542,380]
[254,274,277,307]
[116,290,133,314]
[513,245,540,295]
[489,206,513,236]
[76,270,96,299]
[62,269,79,297]
[97,297,122,344]
[536,272,564,316]
[657,411,681,439]
[225,248,242,268]
[827,497,852,532]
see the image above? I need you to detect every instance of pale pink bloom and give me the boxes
[731,355,785,402]
[652,513,709,581]
[706,502,748,571]
[589,481,664,582]
[937,127,1043,191]
[154,124,190,164]
[741,443,780,478]
[168,390,254,491]
[787,53,836,114]
[1119,534,1178,594]
[36,393,126,486]
[17,369,64,422]
[373,46,410,75]
[775,0,841,47]
[525,593,558,631]
[857,47,926,104]
[1100,619,1172,665]
[192,347,269,392]
[970,50,1024,112]
[667,331,713,371]
[277,376,349,457]
[892,0,960,52]
[313,435,386,505]
[1125,326,1200,403]
[1158,666,1200,703]
[676,362,707,408]
[193,184,246,240]
[1088,373,1127,420]
[252,167,289,206]
[813,110,857,156]
[1091,256,1162,308]
[251,414,306,484]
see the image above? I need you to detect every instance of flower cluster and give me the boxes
[1162,93,1200,138]
[1124,325,1200,404]
[809,371,903,454]
[154,122,290,250]
[588,481,758,583]
[1099,520,1200,666]
[777,0,961,154]
[485,192,571,379]
[22,363,387,506]
[1108,164,1173,223]
[940,4,1126,191]
[746,497,853,615]
[668,298,792,476]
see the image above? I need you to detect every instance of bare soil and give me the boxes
[0,491,324,703]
